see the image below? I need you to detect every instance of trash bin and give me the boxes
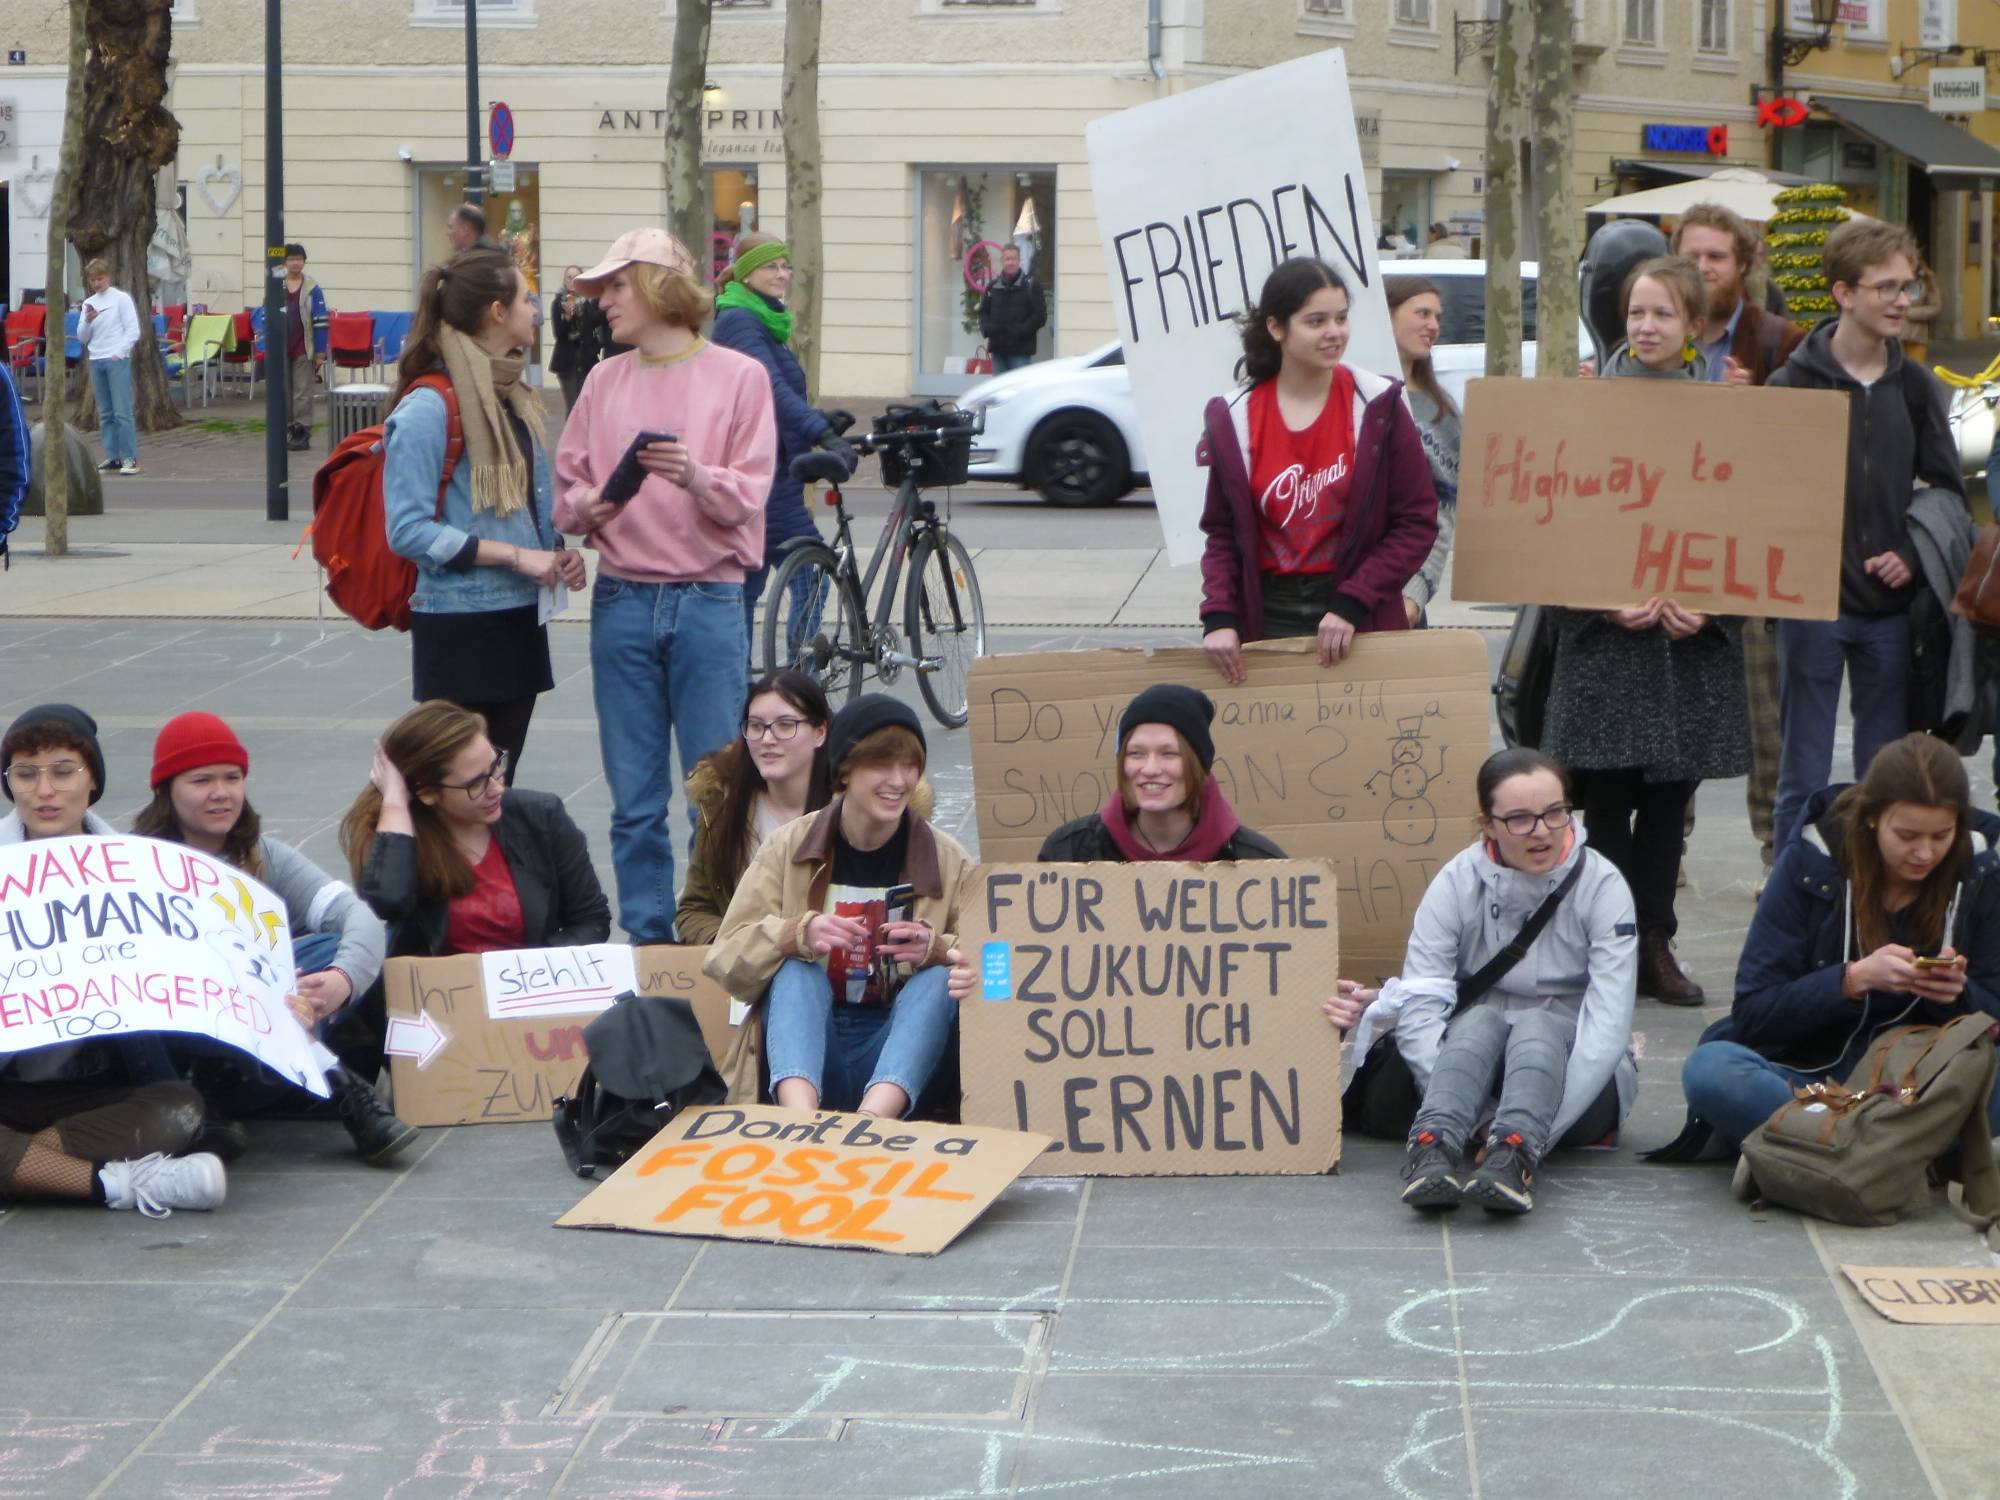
[327,382,391,452]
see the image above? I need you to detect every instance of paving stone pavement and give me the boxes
[1,618,1996,1500]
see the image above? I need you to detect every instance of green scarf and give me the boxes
[716,279,794,344]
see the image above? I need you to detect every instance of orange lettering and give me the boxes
[825,1197,905,1245]
[765,1147,839,1188]
[780,1194,854,1235]
[702,1144,777,1182]
[827,1154,893,1192]
[636,1142,709,1177]
[653,1182,735,1222]
[718,1188,792,1227]
[869,1161,915,1197]
[900,1162,974,1203]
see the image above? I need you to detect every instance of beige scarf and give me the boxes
[436,324,546,516]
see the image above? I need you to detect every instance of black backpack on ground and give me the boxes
[552,994,727,1178]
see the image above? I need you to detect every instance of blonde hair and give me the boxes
[83,258,112,279]
[1622,256,1707,333]
[629,261,714,329]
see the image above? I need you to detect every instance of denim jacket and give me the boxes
[383,385,555,615]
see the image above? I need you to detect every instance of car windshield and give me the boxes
[1435,276,1539,344]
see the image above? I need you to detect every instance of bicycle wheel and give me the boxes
[904,529,987,728]
[762,544,866,706]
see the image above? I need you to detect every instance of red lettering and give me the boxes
[1722,537,1759,599]
[1633,524,1676,594]
[1676,532,1716,594]
[1767,545,1804,605]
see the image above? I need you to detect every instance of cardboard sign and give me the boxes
[1454,378,1848,621]
[1842,1265,2000,1326]
[0,834,326,1097]
[957,861,1343,1177]
[383,943,736,1127]
[966,631,1486,981]
[555,1105,1052,1256]
[1086,48,1394,566]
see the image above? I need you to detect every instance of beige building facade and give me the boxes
[3,0,1779,396]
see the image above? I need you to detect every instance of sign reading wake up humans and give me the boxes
[0,834,327,1096]
[1087,48,1393,566]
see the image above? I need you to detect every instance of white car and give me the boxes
[961,260,1579,507]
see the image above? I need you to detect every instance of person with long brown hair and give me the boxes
[676,669,833,946]
[1384,276,1459,627]
[383,245,585,779]
[341,701,609,959]
[1681,733,2000,1152]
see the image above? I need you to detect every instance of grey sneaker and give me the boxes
[97,459,121,472]
[118,459,141,475]
[1400,1131,1463,1210]
[1463,1133,1536,1214]
[100,1152,227,1218]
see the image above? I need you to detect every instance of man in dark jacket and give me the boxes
[0,364,26,570]
[1766,220,1965,852]
[977,245,1047,373]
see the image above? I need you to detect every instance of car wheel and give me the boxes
[1028,410,1130,507]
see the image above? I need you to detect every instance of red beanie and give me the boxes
[151,712,250,790]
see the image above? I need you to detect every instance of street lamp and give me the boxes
[1775,0,1842,69]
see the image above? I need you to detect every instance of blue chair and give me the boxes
[64,310,82,364]
[371,310,413,368]
[152,312,185,380]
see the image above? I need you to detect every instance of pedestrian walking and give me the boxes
[281,244,329,452]
[549,265,596,414]
[1199,257,1439,687]
[1385,276,1459,626]
[1766,221,1966,854]
[79,259,141,476]
[1542,256,1750,1005]
[976,243,1048,374]
[382,245,582,779]
[554,227,776,944]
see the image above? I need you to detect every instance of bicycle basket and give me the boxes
[873,403,976,489]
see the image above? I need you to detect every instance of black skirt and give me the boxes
[410,604,553,704]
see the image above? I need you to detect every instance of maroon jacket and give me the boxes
[1197,367,1440,640]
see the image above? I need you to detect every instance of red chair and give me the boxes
[328,312,376,385]
[5,305,47,402]
[222,310,259,396]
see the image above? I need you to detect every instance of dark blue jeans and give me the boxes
[1683,1038,2000,1145]
[1773,611,1910,852]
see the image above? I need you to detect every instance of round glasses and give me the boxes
[4,760,88,791]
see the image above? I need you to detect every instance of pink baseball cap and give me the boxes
[573,228,697,294]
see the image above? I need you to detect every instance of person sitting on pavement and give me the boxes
[676,669,833,946]
[0,705,227,1217]
[1349,747,1638,1217]
[1679,734,2000,1172]
[705,695,967,1118]
[132,712,417,1166]
[340,700,610,959]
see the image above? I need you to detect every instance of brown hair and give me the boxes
[83,257,111,279]
[628,260,714,329]
[835,725,927,791]
[338,701,491,900]
[695,669,834,890]
[1833,733,1972,956]
[1824,219,1921,292]
[1,723,92,766]
[1384,276,1457,419]
[1670,202,1759,272]
[1621,255,1707,332]
[396,246,521,392]
[132,783,265,881]
[1116,727,1207,822]
[716,231,784,290]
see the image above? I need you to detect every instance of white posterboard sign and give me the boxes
[0,834,328,1097]
[479,942,639,1020]
[1086,48,1395,566]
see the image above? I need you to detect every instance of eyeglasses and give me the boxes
[435,750,508,798]
[1491,804,1574,837]
[743,716,809,742]
[4,760,88,791]
[1856,279,1924,302]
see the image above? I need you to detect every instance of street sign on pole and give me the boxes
[488,158,515,193]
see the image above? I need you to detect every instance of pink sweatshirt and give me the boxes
[554,340,777,583]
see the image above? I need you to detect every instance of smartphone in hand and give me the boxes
[601,429,678,505]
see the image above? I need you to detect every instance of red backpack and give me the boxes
[309,373,463,632]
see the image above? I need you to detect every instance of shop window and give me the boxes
[416,165,543,362]
[706,166,762,279]
[1380,173,1433,256]
[1623,0,1659,45]
[1696,0,1731,53]
[411,0,537,27]
[916,167,1056,391]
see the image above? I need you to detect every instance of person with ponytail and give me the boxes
[710,233,851,639]
[384,246,584,780]
[1198,257,1438,687]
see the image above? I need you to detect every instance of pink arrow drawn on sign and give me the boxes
[385,1011,450,1070]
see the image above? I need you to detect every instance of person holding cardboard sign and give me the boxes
[706,696,968,1119]
[1197,258,1438,686]
[1541,257,1751,1007]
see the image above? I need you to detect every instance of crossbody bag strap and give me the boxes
[1453,859,1586,1014]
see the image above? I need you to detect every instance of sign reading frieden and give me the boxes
[958,861,1343,1176]
[1086,48,1393,566]
[0,833,326,1096]
[1454,378,1848,620]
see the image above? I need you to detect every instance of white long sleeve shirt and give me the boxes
[80,285,141,361]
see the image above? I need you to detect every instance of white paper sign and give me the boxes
[479,942,639,1020]
[1929,67,1984,115]
[1085,49,1395,566]
[1920,0,1959,49]
[0,834,327,1096]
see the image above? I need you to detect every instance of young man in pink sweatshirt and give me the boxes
[556,229,778,943]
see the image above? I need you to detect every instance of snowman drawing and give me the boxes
[1367,710,1446,846]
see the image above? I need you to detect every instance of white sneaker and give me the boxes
[99,1153,227,1218]
[118,459,142,475]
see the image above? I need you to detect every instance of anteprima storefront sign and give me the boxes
[596,106,781,158]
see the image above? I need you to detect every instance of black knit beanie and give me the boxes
[827,694,926,778]
[2,703,107,805]
[1119,684,1217,774]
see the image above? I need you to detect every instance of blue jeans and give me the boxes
[992,352,1033,374]
[590,575,748,942]
[89,356,136,463]
[1773,612,1910,852]
[763,958,956,1114]
[1682,1038,2000,1146]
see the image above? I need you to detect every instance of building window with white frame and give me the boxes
[711,0,782,10]
[169,0,198,21]
[1394,0,1435,25]
[920,0,1050,13]
[1623,0,1659,45]
[1696,0,1730,52]
[411,0,537,26]
[1301,0,1347,16]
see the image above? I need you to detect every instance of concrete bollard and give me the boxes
[22,422,106,518]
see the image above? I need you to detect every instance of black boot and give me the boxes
[1638,930,1705,1006]
[287,421,312,452]
[327,1065,420,1164]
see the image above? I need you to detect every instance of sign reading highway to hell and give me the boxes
[967,631,1487,981]
[1454,378,1848,620]
[556,1106,1052,1256]
[0,834,327,1097]
[959,861,1343,1175]
[1087,47,1394,566]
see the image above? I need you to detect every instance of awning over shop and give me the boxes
[1811,95,2000,188]
[1609,158,1815,187]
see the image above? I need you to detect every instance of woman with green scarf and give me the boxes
[711,233,846,639]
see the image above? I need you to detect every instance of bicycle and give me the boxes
[761,402,989,729]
